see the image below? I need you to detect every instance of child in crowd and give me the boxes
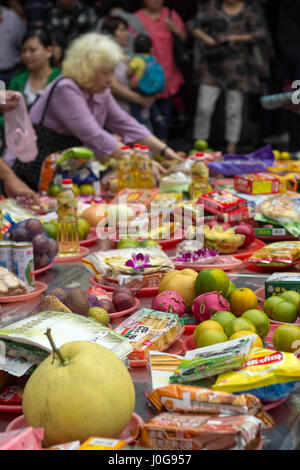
[128,34,165,132]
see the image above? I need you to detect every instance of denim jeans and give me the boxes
[151,97,173,141]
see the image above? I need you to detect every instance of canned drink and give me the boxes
[12,242,35,291]
[0,241,13,272]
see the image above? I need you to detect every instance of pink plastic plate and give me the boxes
[6,412,144,445]
[0,281,47,303]
[79,228,99,247]
[33,262,54,276]
[172,255,244,272]
[111,230,185,250]
[0,404,23,414]
[129,338,185,368]
[233,239,265,260]
[53,246,90,264]
[263,397,288,411]
[90,276,159,297]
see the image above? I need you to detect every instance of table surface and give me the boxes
[0,238,299,450]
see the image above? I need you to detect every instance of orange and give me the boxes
[195,268,229,297]
[193,320,224,345]
[273,324,300,353]
[271,301,298,323]
[225,317,256,338]
[229,287,258,317]
[229,330,263,349]
[210,311,236,331]
[195,329,228,348]
[263,295,285,318]
[242,309,270,339]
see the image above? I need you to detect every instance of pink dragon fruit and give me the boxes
[192,291,230,322]
[151,290,186,317]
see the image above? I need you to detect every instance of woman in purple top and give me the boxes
[12,32,181,190]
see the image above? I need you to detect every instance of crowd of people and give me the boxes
[0,0,299,199]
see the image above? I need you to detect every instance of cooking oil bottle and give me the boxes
[132,144,143,188]
[118,145,133,190]
[190,152,210,199]
[57,179,79,256]
[136,145,154,189]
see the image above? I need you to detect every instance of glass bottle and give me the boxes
[57,179,79,256]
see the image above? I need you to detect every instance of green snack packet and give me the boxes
[169,336,255,384]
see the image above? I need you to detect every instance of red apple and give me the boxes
[234,223,255,247]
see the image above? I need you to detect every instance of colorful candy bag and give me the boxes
[247,241,300,266]
[169,336,256,384]
[213,347,300,401]
[147,384,274,429]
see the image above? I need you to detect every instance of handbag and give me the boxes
[169,9,190,72]
[13,76,82,191]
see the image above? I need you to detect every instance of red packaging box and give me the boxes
[196,190,248,214]
[234,173,280,195]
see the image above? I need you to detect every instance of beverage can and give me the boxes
[0,241,13,272]
[12,242,35,291]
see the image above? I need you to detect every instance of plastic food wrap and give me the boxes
[147,385,274,429]
[0,266,27,296]
[213,347,300,401]
[114,308,185,361]
[169,336,256,384]
[255,195,300,237]
[78,437,127,450]
[197,190,247,215]
[247,241,300,267]
[82,248,174,288]
[0,427,44,450]
[133,412,262,450]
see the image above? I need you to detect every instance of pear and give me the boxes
[22,330,135,447]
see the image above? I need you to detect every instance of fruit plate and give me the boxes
[93,292,141,320]
[256,234,297,243]
[79,228,99,247]
[53,246,90,264]
[89,276,159,298]
[32,262,53,276]
[129,338,185,368]
[111,230,185,251]
[255,290,300,326]
[0,282,47,304]
[0,404,23,414]
[233,239,265,260]
[172,255,244,272]
[5,412,144,446]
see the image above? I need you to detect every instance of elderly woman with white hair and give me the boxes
[12,32,181,191]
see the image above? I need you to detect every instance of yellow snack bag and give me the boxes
[213,347,300,402]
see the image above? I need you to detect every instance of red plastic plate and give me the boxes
[243,257,299,273]
[90,276,159,297]
[172,255,244,272]
[33,262,53,276]
[53,246,90,264]
[88,291,141,320]
[0,404,22,414]
[233,239,265,260]
[0,281,47,303]
[79,228,99,247]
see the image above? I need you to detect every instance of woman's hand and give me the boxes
[203,36,218,47]
[164,19,187,43]
[3,172,39,203]
[0,91,20,112]
[139,95,156,109]
[164,147,185,161]
[152,160,167,186]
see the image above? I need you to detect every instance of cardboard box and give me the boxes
[234,173,281,195]
[197,190,248,214]
[254,227,287,237]
[265,272,300,299]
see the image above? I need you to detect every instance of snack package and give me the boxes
[82,248,174,288]
[114,308,185,361]
[255,195,300,237]
[169,336,256,384]
[0,384,23,405]
[213,347,300,401]
[0,427,44,450]
[234,173,282,195]
[196,190,248,215]
[147,384,274,429]
[133,412,262,450]
[0,266,27,296]
[110,188,159,206]
[78,437,127,450]
[46,441,81,450]
[147,351,184,392]
[247,241,300,267]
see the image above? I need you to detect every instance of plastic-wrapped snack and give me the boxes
[213,347,300,401]
[247,241,300,267]
[0,266,27,296]
[78,437,127,450]
[114,308,185,361]
[255,195,300,237]
[147,384,274,429]
[133,412,262,450]
[169,336,256,384]
[0,427,44,450]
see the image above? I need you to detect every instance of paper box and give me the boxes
[234,173,281,195]
[265,272,300,299]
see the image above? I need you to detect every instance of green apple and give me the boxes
[194,139,209,151]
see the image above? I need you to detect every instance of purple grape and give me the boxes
[11,228,29,242]
[35,254,50,269]
[32,234,49,255]
[26,219,44,239]
[47,238,59,259]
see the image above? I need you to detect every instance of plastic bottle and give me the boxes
[132,144,143,188]
[118,145,132,190]
[0,209,3,241]
[136,145,154,189]
[57,179,79,256]
[191,152,210,199]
